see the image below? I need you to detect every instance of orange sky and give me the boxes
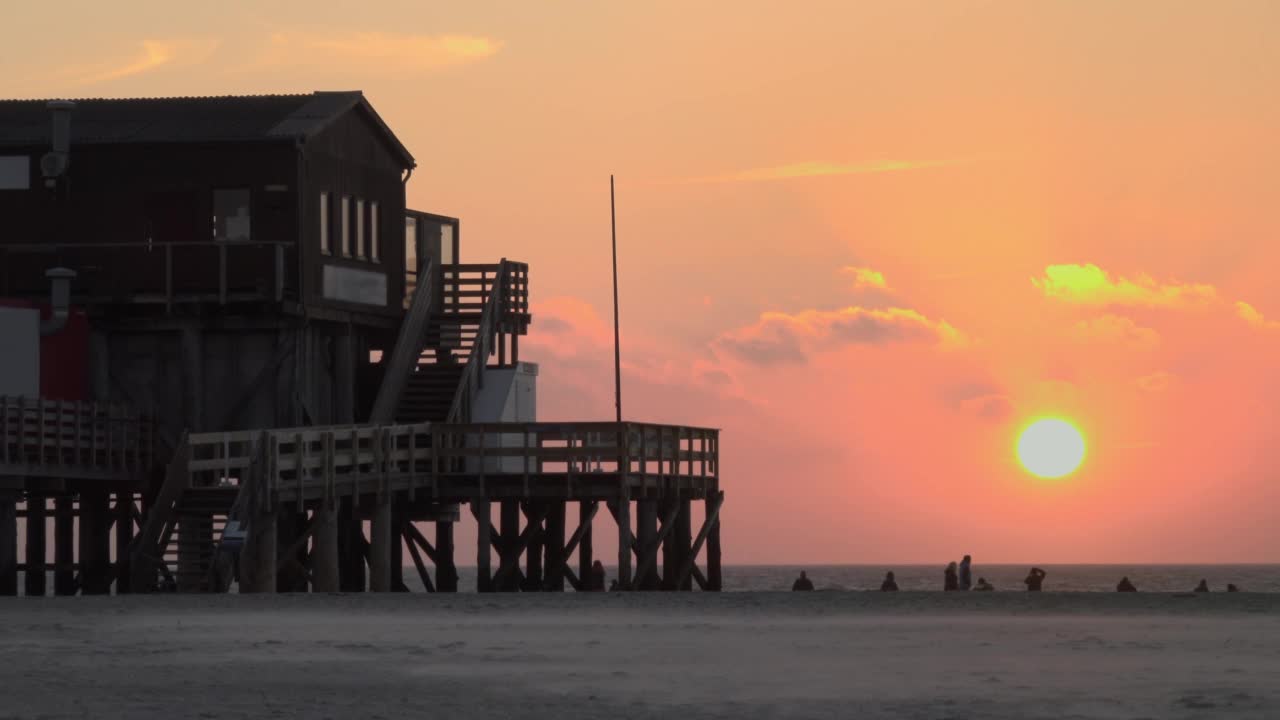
[6,1,1279,563]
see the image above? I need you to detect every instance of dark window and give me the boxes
[212,189,251,242]
[319,192,331,254]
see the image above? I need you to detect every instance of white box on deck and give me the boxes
[468,362,537,474]
[0,306,40,397]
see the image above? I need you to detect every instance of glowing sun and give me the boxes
[1017,418,1086,479]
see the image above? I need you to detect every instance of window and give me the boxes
[370,202,380,262]
[340,196,351,256]
[212,189,251,242]
[355,198,366,258]
[319,192,331,254]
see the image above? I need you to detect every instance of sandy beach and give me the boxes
[4,592,1279,719]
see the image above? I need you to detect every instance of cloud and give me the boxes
[262,32,501,71]
[1235,301,1280,330]
[1070,314,1160,350]
[1033,264,1218,308]
[73,38,219,85]
[715,306,964,366]
[959,393,1015,422]
[1135,371,1176,393]
[673,159,954,184]
[840,266,888,291]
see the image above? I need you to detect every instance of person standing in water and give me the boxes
[958,555,973,591]
[944,562,959,591]
[1116,576,1137,592]
[1194,579,1210,592]
[880,571,899,591]
[973,577,994,591]
[792,571,815,591]
[1024,567,1047,592]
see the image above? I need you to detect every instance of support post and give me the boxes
[54,495,74,595]
[369,496,392,592]
[241,508,278,593]
[113,493,132,593]
[499,500,520,592]
[474,501,492,592]
[636,498,659,591]
[706,492,722,591]
[436,519,457,592]
[79,491,112,595]
[390,510,405,592]
[578,500,594,591]
[25,495,47,597]
[543,501,566,591]
[0,494,16,596]
[523,502,543,591]
[616,492,631,590]
[675,497,692,590]
[337,497,365,591]
[311,503,340,593]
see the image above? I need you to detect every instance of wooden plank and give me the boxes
[403,527,435,592]
[632,500,680,591]
[473,500,491,592]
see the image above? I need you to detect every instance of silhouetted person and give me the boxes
[792,571,814,591]
[1116,576,1137,592]
[974,577,994,591]
[944,562,959,591]
[880,571,899,592]
[608,579,620,592]
[1227,583,1240,593]
[959,555,973,591]
[1024,567,1047,592]
[590,560,607,592]
[1194,579,1209,593]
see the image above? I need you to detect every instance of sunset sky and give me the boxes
[6,1,1279,563]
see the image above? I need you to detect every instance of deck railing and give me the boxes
[0,396,153,477]
[0,240,296,308]
[182,421,718,507]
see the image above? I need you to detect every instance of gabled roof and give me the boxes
[0,91,415,167]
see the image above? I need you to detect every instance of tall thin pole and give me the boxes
[610,175,623,423]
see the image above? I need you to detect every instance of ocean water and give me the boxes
[17,564,1278,595]
[409,564,1280,594]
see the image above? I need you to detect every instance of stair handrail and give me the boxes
[444,259,510,424]
[370,257,437,423]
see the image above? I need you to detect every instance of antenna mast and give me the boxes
[610,175,623,423]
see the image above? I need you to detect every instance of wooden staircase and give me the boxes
[160,486,238,592]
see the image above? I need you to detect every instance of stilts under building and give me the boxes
[0,92,722,595]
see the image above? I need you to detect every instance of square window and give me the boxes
[319,192,331,255]
[212,189,251,242]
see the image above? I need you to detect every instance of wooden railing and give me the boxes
[0,396,153,477]
[181,421,718,506]
[0,240,296,308]
[444,259,512,423]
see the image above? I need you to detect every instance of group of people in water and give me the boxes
[790,559,1246,592]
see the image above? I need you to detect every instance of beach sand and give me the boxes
[4,592,1279,719]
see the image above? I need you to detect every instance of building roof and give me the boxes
[0,91,414,167]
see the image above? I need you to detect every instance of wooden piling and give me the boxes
[636,498,659,590]
[53,495,75,595]
[499,500,520,592]
[241,507,278,593]
[578,500,594,591]
[0,494,16,596]
[436,519,457,592]
[79,491,112,595]
[473,500,492,592]
[523,502,543,591]
[114,493,133,593]
[337,497,365,591]
[543,501,565,591]
[369,497,392,592]
[616,492,631,590]
[669,497,692,591]
[310,504,340,593]
[390,509,405,592]
[706,492,723,591]
[25,495,46,597]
